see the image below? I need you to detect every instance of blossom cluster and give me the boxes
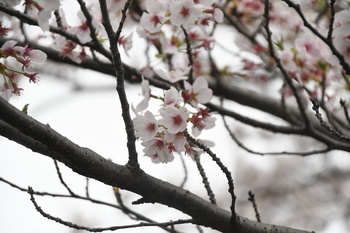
[133,76,215,163]
[0,40,47,100]
[271,3,349,105]
[137,0,223,76]
[0,0,59,100]
[131,0,223,163]
[50,0,132,63]
[225,0,350,109]
[2,0,61,31]
[333,7,350,66]
[2,0,350,161]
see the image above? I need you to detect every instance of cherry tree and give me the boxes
[1,0,350,232]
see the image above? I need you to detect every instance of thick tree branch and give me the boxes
[0,97,312,233]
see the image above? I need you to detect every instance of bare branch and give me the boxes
[248,191,261,223]
[76,0,103,48]
[207,103,305,134]
[194,154,217,205]
[99,0,139,168]
[327,0,337,41]
[28,186,192,232]
[222,115,331,156]
[340,99,350,126]
[264,0,311,130]
[0,176,178,230]
[184,131,236,221]
[53,9,63,29]
[85,177,90,198]
[310,98,350,142]
[181,26,194,84]
[53,159,76,196]
[179,154,189,189]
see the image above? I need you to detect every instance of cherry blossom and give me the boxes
[164,131,187,153]
[24,0,61,31]
[0,83,12,100]
[159,106,189,134]
[295,31,330,63]
[0,40,47,100]
[163,87,183,107]
[333,8,350,65]
[213,8,224,23]
[190,108,216,137]
[184,138,215,159]
[155,67,189,83]
[67,10,97,44]
[54,36,82,63]
[199,2,224,24]
[134,79,151,112]
[183,76,213,106]
[133,111,159,141]
[233,0,264,25]
[2,40,24,55]
[169,0,202,27]
[142,139,174,163]
[118,32,133,56]
[37,11,53,32]
[23,47,47,64]
[0,22,10,36]
[1,41,47,70]
[139,0,167,33]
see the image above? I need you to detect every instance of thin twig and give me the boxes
[318,75,343,133]
[280,83,303,126]
[196,225,204,233]
[179,154,188,188]
[184,131,236,220]
[54,9,63,29]
[248,191,261,222]
[99,0,139,168]
[28,186,192,232]
[77,0,102,47]
[181,26,194,84]
[0,177,120,208]
[114,187,136,220]
[340,99,350,126]
[0,176,178,230]
[222,115,331,156]
[85,177,90,198]
[223,11,257,44]
[112,188,181,232]
[53,159,76,196]
[193,154,217,205]
[206,102,305,135]
[327,0,336,41]
[264,0,310,130]
[310,98,350,142]
[115,0,132,40]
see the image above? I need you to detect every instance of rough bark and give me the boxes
[0,93,312,233]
